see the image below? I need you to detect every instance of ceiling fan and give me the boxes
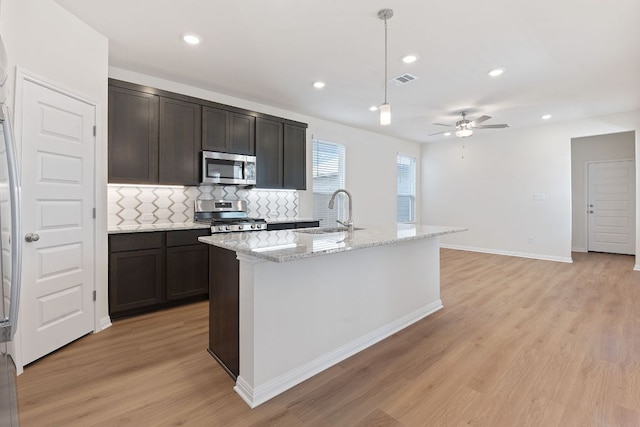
[429,111,509,138]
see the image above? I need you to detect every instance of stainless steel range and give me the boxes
[194,199,267,234]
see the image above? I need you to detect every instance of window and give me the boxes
[397,154,416,222]
[313,139,346,227]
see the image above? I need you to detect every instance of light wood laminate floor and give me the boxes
[17,249,640,426]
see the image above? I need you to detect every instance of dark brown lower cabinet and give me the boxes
[109,229,209,319]
[166,245,208,300]
[109,248,163,314]
[266,220,320,231]
[208,245,240,379]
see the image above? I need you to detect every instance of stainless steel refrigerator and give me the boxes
[0,32,23,427]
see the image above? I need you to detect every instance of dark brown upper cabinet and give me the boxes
[108,86,159,184]
[159,97,201,185]
[202,107,255,155]
[255,117,283,189]
[255,119,307,190]
[108,78,307,187]
[283,124,306,190]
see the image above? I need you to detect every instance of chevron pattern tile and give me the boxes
[108,185,299,226]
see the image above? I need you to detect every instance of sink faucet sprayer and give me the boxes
[328,189,354,232]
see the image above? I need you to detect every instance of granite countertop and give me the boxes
[198,223,467,263]
[108,222,211,234]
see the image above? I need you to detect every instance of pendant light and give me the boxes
[378,8,393,126]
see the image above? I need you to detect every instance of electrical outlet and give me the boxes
[140,213,155,222]
[528,236,534,244]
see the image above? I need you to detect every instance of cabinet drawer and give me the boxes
[296,221,319,229]
[266,222,294,231]
[267,221,319,231]
[110,232,163,252]
[166,229,211,247]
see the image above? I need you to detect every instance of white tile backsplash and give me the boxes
[108,185,299,226]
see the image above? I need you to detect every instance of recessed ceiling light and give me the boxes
[183,34,201,45]
[487,67,505,77]
[444,132,451,136]
[541,114,552,120]
[369,106,378,111]
[402,55,418,64]
[313,81,326,89]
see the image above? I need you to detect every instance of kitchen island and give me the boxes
[199,223,466,408]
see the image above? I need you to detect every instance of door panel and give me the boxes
[21,79,95,365]
[588,160,636,255]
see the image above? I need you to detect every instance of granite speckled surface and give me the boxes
[198,224,467,263]
[108,222,211,234]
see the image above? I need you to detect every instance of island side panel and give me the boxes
[208,245,240,379]
[236,235,442,407]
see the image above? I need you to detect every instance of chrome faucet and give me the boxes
[328,189,354,232]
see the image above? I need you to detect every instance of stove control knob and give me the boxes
[238,225,244,230]
[251,224,256,229]
[225,225,231,231]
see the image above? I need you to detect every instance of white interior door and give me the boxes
[20,79,95,365]
[587,160,636,255]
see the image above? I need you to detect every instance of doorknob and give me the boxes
[589,210,594,214]
[25,233,40,242]
[589,204,594,207]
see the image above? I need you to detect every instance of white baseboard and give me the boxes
[634,264,640,272]
[234,299,444,409]
[97,316,112,332]
[572,247,587,253]
[440,244,573,264]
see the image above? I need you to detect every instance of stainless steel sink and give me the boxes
[295,226,364,234]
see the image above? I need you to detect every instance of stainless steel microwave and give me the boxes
[201,151,257,185]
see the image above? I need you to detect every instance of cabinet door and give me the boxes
[159,97,201,185]
[109,248,164,316]
[108,86,159,184]
[202,106,228,152]
[283,124,306,190]
[255,118,283,189]
[229,112,255,155]
[166,245,208,301]
[209,245,240,378]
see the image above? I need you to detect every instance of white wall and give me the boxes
[109,67,421,226]
[421,109,640,264]
[571,131,635,252]
[0,0,110,343]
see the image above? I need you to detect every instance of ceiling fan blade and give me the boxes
[433,123,453,127]
[428,130,453,136]
[470,115,491,126]
[475,124,509,129]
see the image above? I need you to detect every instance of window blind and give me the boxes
[313,139,346,227]
[397,154,416,222]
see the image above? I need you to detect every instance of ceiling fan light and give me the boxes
[455,128,473,138]
[380,103,391,125]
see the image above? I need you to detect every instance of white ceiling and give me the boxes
[55,0,640,143]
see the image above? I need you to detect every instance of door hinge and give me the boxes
[93,290,97,301]
[92,208,96,219]
[93,125,96,137]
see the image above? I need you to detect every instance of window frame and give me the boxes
[397,153,417,223]
[312,139,346,227]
